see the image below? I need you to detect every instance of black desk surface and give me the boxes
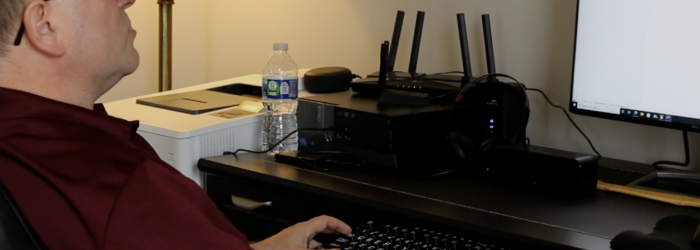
[198,154,700,250]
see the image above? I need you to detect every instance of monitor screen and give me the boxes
[570,0,700,132]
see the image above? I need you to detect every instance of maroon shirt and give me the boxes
[0,87,250,250]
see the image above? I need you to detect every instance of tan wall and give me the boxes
[101,0,698,170]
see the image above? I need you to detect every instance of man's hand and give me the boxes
[250,215,352,250]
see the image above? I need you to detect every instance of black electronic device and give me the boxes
[274,151,363,171]
[448,75,530,163]
[423,13,476,83]
[481,14,497,80]
[303,67,352,94]
[350,76,460,97]
[375,42,430,106]
[367,11,426,80]
[407,11,425,76]
[352,31,461,97]
[571,0,700,133]
[570,0,700,195]
[296,91,462,170]
[447,14,530,164]
[490,144,598,191]
[352,41,431,105]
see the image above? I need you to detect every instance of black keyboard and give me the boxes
[314,220,513,250]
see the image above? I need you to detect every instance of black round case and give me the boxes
[303,67,352,94]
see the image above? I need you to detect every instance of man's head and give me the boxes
[0,0,139,109]
[0,1,25,57]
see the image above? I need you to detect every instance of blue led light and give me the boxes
[489,119,494,124]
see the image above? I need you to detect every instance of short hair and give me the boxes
[0,0,25,56]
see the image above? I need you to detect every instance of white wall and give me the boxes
[101,0,699,170]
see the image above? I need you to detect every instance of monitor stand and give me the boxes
[627,171,700,199]
[626,130,700,199]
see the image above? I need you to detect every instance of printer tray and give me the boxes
[136,90,260,114]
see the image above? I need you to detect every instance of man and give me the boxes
[0,0,351,249]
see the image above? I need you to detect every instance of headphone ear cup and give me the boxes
[449,132,476,161]
[478,138,500,158]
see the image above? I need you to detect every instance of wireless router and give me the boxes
[424,13,476,84]
[482,14,498,80]
[375,41,431,106]
[353,12,505,97]
[350,41,430,105]
[367,11,426,80]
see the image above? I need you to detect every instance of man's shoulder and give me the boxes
[0,115,152,180]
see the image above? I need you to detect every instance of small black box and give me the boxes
[297,91,462,169]
[489,144,598,191]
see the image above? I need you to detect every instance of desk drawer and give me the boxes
[204,175,303,241]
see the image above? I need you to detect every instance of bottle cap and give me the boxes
[273,43,288,50]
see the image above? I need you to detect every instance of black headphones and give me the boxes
[447,73,530,163]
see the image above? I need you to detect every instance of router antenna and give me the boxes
[408,11,425,74]
[482,14,496,79]
[378,41,390,92]
[387,11,405,73]
[457,13,473,79]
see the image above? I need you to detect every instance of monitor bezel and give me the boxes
[568,0,700,133]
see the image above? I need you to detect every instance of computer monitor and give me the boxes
[570,0,700,132]
[570,0,700,194]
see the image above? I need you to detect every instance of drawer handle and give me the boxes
[231,195,272,210]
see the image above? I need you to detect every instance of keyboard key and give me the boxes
[441,238,449,248]
[312,222,510,250]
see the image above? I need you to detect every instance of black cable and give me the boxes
[223,127,335,156]
[454,73,525,102]
[402,169,463,179]
[428,90,460,103]
[296,150,365,172]
[652,130,690,170]
[297,158,343,172]
[526,88,602,158]
[352,74,362,79]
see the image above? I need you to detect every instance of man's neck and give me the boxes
[0,61,98,110]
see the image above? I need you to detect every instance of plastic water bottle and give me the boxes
[261,43,299,155]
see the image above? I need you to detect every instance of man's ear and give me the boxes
[23,0,64,57]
